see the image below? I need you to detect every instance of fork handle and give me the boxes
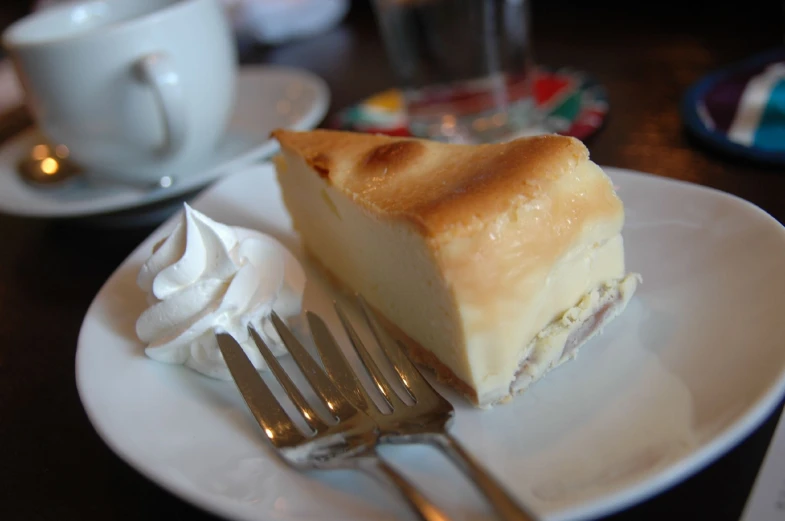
[356,456,453,521]
[429,433,538,521]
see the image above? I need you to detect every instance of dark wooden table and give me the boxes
[1,1,784,519]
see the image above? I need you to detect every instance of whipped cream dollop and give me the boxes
[135,203,305,379]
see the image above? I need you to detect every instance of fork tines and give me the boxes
[216,313,360,448]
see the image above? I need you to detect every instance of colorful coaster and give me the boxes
[328,67,609,141]
[682,47,785,166]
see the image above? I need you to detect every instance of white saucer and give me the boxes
[76,164,785,521]
[0,65,329,222]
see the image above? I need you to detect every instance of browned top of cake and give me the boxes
[272,128,620,238]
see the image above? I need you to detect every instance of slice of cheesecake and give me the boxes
[272,129,639,407]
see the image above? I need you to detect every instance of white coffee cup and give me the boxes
[3,0,237,184]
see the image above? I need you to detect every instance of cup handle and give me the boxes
[135,53,187,157]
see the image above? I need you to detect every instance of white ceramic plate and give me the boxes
[76,164,785,521]
[0,65,328,219]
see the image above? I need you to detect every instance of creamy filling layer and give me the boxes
[475,273,640,406]
[460,233,627,400]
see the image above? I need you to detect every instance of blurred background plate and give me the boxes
[0,64,330,226]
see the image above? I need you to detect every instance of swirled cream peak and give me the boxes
[135,203,305,379]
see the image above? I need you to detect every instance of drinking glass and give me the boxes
[371,0,538,143]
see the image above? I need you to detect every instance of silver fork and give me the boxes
[215,326,451,521]
[307,296,539,521]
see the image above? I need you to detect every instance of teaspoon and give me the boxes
[17,141,175,190]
